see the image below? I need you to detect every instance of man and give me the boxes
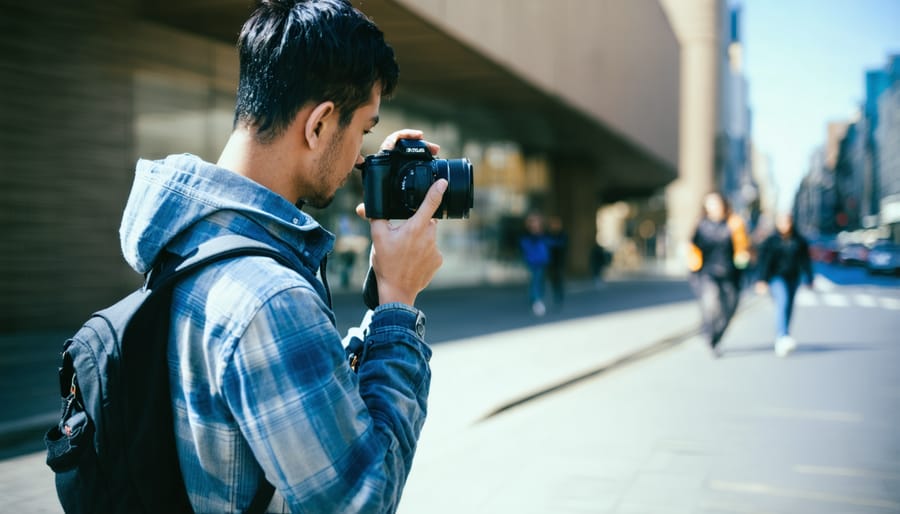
[118,0,446,511]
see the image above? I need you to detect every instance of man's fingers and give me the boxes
[380,129,441,156]
[423,141,441,156]
[368,219,393,241]
[355,203,367,219]
[410,179,448,223]
[381,129,423,151]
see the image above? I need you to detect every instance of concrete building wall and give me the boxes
[0,4,243,330]
[0,3,138,330]
[392,0,680,169]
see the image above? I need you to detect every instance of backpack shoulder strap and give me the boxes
[150,235,296,290]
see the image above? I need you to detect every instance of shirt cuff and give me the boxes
[370,303,427,340]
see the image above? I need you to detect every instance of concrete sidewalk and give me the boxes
[1,288,706,513]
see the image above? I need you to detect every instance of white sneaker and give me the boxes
[775,336,797,357]
[532,300,546,317]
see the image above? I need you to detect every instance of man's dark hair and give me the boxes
[235,0,399,142]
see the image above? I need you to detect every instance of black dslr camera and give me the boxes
[361,139,474,219]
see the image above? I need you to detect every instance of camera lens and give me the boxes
[398,159,474,219]
[434,158,474,219]
[398,164,435,215]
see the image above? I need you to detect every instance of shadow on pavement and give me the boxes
[720,342,877,358]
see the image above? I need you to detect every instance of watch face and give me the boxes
[415,312,426,338]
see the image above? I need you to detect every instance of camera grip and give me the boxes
[362,265,379,310]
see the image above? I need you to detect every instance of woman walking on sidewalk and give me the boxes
[688,192,750,356]
[754,213,814,357]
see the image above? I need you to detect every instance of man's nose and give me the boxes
[354,154,365,170]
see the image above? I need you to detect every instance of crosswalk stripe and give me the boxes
[822,294,850,307]
[879,297,900,310]
[853,294,878,308]
[795,291,818,306]
[768,288,900,310]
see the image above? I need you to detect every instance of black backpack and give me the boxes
[44,235,295,513]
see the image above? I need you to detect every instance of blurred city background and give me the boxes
[1,0,899,512]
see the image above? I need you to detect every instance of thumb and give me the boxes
[412,179,448,222]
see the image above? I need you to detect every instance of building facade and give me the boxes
[716,4,756,222]
[876,61,900,240]
[797,54,900,244]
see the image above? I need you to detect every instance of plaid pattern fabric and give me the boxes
[120,155,431,513]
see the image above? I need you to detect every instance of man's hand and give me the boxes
[754,281,768,295]
[378,129,440,155]
[356,129,445,307]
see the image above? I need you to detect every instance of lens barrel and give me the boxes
[435,158,474,219]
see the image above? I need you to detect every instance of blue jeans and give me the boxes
[769,277,798,337]
[528,265,546,304]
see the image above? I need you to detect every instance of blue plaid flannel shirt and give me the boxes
[119,154,431,513]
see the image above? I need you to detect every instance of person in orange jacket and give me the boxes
[688,191,750,357]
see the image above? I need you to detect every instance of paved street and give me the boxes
[2,264,899,513]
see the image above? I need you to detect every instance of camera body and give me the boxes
[361,139,473,219]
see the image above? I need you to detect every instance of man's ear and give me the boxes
[304,101,336,150]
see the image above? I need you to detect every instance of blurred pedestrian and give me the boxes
[334,214,369,289]
[546,216,568,307]
[590,241,611,288]
[520,212,549,316]
[688,191,750,356]
[754,212,814,357]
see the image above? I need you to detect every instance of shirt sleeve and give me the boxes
[220,286,430,513]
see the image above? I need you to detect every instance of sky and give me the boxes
[740,0,900,210]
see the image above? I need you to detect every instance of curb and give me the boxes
[477,291,765,422]
[478,327,701,421]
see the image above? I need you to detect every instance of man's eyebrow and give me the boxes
[370,115,380,127]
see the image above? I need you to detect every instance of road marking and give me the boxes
[821,293,850,307]
[756,407,863,423]
[795,290,818,306]
[853,293,878,308]
[709,480,900,510]
[794,465,900,482]
[788,291,900,311]
[879,297,900,310]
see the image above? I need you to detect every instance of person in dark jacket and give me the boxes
[755,213,814,356]
[689,192,747,356]
[546,216,568,307]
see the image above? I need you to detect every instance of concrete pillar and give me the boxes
[550,158,596,276]
[660,0,722,272]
